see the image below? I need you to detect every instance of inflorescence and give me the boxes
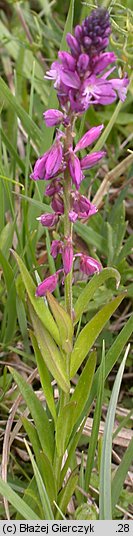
[30,8,128,298]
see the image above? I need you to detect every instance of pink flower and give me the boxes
[51,194,64,214]
[37,213,58,227]
[66,33,81,58]
[45,178,62,197]
[58,51,76,71]
[74,125,104,152]
[45,138,63,179]
[81,151,106,170]
[62,241,73,275]
[43,109,64,127]
[51,240,63,258]
[79,254,102,275]
[68,151,83,189]
[30,151,49,181]
[35,272,61,297]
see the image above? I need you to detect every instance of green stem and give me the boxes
[63,123,73,319]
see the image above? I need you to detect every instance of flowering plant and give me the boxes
[10,7,131,520]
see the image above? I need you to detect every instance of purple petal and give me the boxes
[75,125,104,152]
[58,51,76,71]
[45,141,63,179]
[80,255,102,276]
[81,151,106,169]
[68,152,82,189]
[35,273,59,297]
[62,242,73,275]
[37,213,58,227]
[51,240,62,258]
[43,109,63,127]
[61,70,81,90]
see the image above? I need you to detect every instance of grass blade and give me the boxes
[99,345,129,519]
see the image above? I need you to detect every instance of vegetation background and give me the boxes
[0,0,133,521]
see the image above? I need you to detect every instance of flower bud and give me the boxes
[66,33,81,57]
[35,273,59,297]
[51,194,64,214]
[79,254,102,276]
[58,51,76,71]
[43,109,64,127]
[81,151,106,170]
[75,125,104,152]
[37,213,58,227]
[51,240,63,258]
[62,241,73,275]
[68,151,83,189]
[45,139,63,179]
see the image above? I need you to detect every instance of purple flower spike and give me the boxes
[43,109,64,127]
[68,151,83,189]
[66,33,81,58]
[79,254,102,276]
[45,138,63,179]
[81,151,106,170]
[75,125,104,152]
[51,240,63,258]
[35,272,60,297]
[37,213,58,227]
[62,241,73,275]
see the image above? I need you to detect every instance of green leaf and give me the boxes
[74,268,120,324]
[71,351,96,425]
[79,314,133,426]
[0,77,42,148]
[112,437,133,511]
[22,418,57,505]
[56,473,78,520]
[47,292,73,353]
[74,221,106,253]
[0,223,14,259]
[25,441,54,520]
[29,302,70,394]
[99,349,128,520]
[85,349,105,492]
[30,331,56,422]
[12,250,60,346]
[0,250,16,344]
[0,477,39,519]
[56,402,77,457]
[70,294,125,378]
[9,366,54,463]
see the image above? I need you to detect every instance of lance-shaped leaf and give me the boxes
[70,294,125,378]
[12,250,60,345]
[55,473,78,520]
[25,440,54,520]
[74,267,120,324]
[47,291,73,353]
[56,402,77,457]
[71,351,97,425]
[9,367,54,463]
[29,302,70,393]
[30,331,56,422]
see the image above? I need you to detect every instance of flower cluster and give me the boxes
[45,8,128,113]
[30,8,128,298]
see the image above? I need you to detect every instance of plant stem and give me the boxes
[63,123,73,319]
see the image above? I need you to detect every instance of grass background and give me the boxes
[0,0,133,520]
